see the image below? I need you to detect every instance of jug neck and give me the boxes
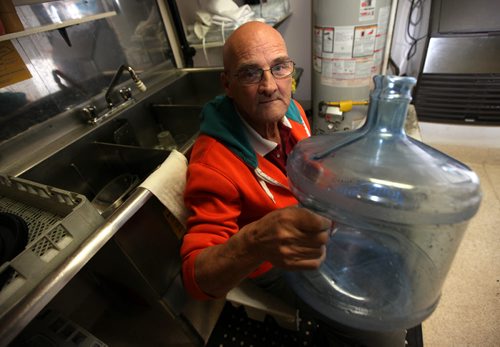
[367,75,416,136]
[373,100,409,135]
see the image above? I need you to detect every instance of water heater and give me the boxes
[312,0,392,133]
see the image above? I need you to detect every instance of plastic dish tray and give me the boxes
[13,308,108,347]
[0,174,103,320]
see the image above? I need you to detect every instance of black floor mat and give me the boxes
[406,324,424,347]
[206,302,325,347]
[206,302,424,347]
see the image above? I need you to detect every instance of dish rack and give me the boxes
[0,174,103,326]
[13,308,108,347]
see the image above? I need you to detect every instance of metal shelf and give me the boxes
[0,11,116,42]
[189,12,292,49]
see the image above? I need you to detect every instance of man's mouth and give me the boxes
[259,99,279,104]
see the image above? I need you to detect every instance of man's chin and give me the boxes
[259,110,287,122]
[258,102,289,118]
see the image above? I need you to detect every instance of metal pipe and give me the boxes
[382,0,399,75]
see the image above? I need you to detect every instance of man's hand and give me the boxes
[194,206,332,298]
[243,206,332,270]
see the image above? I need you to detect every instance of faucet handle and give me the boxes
[82,105,98,124]
[128,67,147,92]
[119,87,132,101]
[134,79,147,92]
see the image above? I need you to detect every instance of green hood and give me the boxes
[199,95,303,168]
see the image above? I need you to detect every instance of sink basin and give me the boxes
[91,172,140,218]
[18,69,224,216]
[20,141,168,205]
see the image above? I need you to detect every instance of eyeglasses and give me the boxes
[233,61,295,85]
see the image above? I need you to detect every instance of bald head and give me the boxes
[220,21,293,133]
[223,21,288,73]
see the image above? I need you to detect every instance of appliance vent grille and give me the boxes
[414,73,500,124]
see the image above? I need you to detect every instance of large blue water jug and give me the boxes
[286,75,482,331]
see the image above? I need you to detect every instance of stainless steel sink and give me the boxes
[0,68,225,346]
[21,141,167,209]
[18,69,220,215]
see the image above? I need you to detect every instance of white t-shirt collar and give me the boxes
[238,113,292,157]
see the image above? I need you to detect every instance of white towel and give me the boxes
[204,0,239,15]
[211,5,254,25]
[200,0,255,26]
[139,150,189,228]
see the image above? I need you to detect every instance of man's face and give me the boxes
[222,31,292,128]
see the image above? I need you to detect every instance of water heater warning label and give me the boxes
[321,28,334,53]
[334,27,354,57]
[353,25,377,57]
[314,26,354,61]
[314,25,377,87]
[359,0,376,21]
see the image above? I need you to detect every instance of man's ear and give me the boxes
[221,71,233,97]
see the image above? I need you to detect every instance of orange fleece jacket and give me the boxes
[181,98,310,300]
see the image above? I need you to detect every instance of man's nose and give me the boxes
[257,70,278,95]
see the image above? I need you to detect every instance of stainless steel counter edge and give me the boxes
[0,187,154,346]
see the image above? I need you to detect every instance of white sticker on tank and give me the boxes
[314,56,322,73]
[322,28,334,53]
[333,26,354,58]
[359,0,376,21]
[353,25,377,57]
[314,26,323,58]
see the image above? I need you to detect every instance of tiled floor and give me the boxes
[418,123,500,347]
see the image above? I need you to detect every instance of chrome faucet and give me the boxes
[104,65,147,108]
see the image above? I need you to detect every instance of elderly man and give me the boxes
[180,21,407,346]
[181,20,329,299]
